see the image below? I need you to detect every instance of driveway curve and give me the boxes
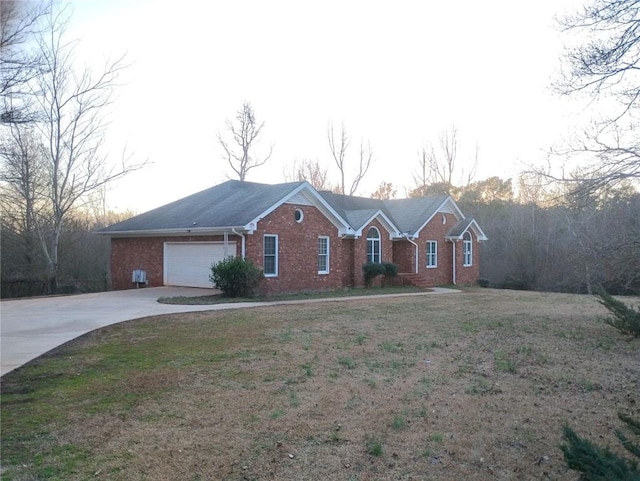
[0,286,459,376]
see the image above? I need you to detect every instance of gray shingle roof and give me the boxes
[100,180,462,237]
[99,180,305,233]
[317,191,450,235]
[383,196,449,235]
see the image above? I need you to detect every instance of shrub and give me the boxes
[209,256,264,298]
[595,286,640,338]
[478,278,490,288]
[363,262,386,288]
[562,412,640,481]
[383,262,398,278]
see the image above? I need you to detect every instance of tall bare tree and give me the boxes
[218,101,273,181]
[0,124,48,278]
[1,0,50,124]
[327,122,373,195]
[551,0,640,194]
[4,4,145,292]
[410,126,476,197]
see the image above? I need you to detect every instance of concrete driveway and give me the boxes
[1,286,459,376]
[0,287,222,376]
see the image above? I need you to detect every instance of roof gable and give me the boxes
[381,196,463,237]
[99,180,308,235]
[446,217,488,241]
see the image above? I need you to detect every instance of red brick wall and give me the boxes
[110,235,238,290]
[454,231,481,285]
[245,203,344,294]
[393,240,415,273]
[415,213,458,286]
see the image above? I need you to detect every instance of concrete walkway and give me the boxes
[0,286,459,376]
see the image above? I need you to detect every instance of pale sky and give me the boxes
[66,0,586,213]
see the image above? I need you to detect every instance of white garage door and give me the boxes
[164,242,236,288]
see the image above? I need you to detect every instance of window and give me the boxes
[426,241,437,268]
[366,227,381,264]
[317,236,329,274]
[263,234,278,276]
[463,232,472,266]
[294,209,304,223]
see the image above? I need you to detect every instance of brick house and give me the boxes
[99,180,487,293]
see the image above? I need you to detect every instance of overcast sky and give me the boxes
[66,0,586,213]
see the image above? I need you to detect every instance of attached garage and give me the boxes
[164,242,236,288]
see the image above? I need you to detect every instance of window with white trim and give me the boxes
[366,227,381,263]
[426,240,437,268]
[263,234,278,276]
[463,232,472,266]
[317,236,329,274]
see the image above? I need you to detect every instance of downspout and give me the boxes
[451,240,457,285]
[405,235,419,274]
[232,228,246,259]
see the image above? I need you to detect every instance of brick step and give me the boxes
[396,273,435,288]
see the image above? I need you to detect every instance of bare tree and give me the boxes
[371,181,396,200]
[0,123,48,278]
[217,101,273,181]
[17,5,145,292]
[550,0,640,194]
[327,122,373,195]
[283,158,333,191]
[411,126,477,197]
[1,0,50,124]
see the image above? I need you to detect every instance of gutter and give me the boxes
[96,226,247,237]
[232,228,246,259]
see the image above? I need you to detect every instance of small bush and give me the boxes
[562,413,640,481]
[478,278,490,288]
[383,262,398,278]
[595,286,640,338]
[209,256,264,298]
[363,262,386,288]
[362,262,398,288]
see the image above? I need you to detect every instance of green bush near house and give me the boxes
[362,262,398,288]
[363,262,386,288]
[209,256,264,298]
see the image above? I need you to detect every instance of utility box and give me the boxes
[132,269,147,288]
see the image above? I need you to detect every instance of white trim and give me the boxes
[100,226,246,237]
[354,210,401,238]
[263,234,278,277]
[366,227,382,264]
[463,232,473,267]
[445,218,489,242]
[426,240,437,268]
[317,236,330,274]
[246,182,353,236]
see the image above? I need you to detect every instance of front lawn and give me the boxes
[2,289,638,480]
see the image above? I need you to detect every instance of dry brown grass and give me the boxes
[2,288,639,480]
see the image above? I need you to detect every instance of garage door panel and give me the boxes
[165,242,235,288]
